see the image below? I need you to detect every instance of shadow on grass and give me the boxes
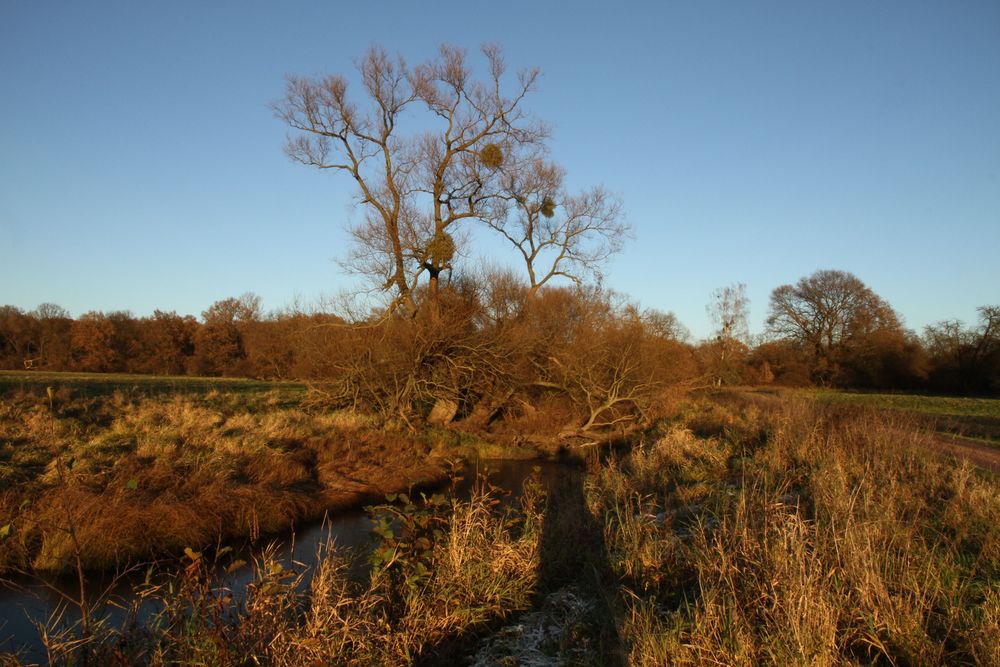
[413,456,625,666]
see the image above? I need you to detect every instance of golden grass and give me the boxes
[28,479,543,666]
[0,389,445,573]
[6,389,999,665]
[593,397,1000,666]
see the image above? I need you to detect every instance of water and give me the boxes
[0,459,567,662]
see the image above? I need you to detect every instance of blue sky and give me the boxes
[2,1,998,339]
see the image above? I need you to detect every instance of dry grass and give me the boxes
[25,478,543,666]
[592,395,1000,666]
[0,388,445,573]
[6,388,999,665]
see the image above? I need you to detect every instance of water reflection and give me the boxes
[0,459,562,661]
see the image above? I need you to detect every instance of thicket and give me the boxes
[1,279,697,442]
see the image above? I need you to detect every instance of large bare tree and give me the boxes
[274,44,545,317]
[766,269,900,384]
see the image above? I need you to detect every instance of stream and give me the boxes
[0,459,566,662]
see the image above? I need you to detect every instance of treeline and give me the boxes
[705,271,999,396]
[2,270,998,405]
[0,295,341,380]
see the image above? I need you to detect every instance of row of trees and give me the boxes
[3,269,997,397]
[700,272,999,395]
[0,295,334,379]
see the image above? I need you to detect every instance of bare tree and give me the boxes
[706,283,749,386]
[531,290,691,438]
[924,305,1000,393]
[485,159,629,296]
[766,269,900,384]
[274,44,545,316]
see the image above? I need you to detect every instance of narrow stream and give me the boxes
[0,459,567,662]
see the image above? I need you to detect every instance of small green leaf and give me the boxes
[0,524,11,539]
[124,478,138,491]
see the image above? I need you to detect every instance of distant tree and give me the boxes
[31,304,72,369]
[191,294,261,376]
[243,313,303,379]
[705,283,749,386]
[70,312,119,372]
[134,310,198,375]
[641,308,690,343]
[747,339,813,387]
[766,270,901,385]
[0,306,34,368]
[924,305,1000,393]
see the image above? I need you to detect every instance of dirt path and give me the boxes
[924,433,1000,475]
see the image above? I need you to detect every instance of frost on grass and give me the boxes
[470,587,593,667]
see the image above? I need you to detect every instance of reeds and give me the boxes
[20,476,543,666]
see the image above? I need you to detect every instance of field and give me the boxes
[778,387,1000,446]
[3,376,1000,665]
[0,370,307,400]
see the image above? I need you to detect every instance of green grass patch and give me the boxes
[796,388,1000,445]
[0,370,307,402]
[800,388,1000,420]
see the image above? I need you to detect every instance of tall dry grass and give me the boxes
[27,478,542,666]
[592,395,1000,666]
[0,389,444,573]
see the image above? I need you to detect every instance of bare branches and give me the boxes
[766,270,901,384]
[275,43,549,316]
[484,158,629,296]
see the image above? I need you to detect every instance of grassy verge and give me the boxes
[785,388,1000,444]
[590,393,1000,665]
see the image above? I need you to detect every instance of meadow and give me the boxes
[803,387,1000,445]
[2,375,1000,665]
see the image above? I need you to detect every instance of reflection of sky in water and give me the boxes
[0,459,565,661]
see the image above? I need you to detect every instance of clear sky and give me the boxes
[2,1,998,339]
